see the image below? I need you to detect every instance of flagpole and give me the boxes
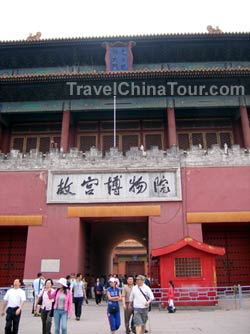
[113,95,116,148]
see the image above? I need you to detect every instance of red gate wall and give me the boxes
[0,227,28,286]
[203,223,250,286]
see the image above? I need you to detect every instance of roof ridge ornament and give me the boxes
[26,32,42,41]
[207,25,223,34]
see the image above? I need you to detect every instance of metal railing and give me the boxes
[0,286,34,302]
[1,285,250,309]
[151,285,250,309]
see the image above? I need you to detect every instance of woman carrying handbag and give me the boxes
[34,278,55,334]
[48,278,72,334]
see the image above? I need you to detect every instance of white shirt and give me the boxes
[71,281,84,298]
[4,288,26,308]
[32,278,45,297]
[129,284,154,309]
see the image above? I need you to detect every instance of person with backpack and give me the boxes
[32,272,45,316]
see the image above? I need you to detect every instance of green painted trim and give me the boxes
[0,95,249,114]
[1,62,250,76]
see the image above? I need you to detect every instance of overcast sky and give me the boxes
[0,0,250,41]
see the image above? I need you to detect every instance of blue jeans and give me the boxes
[54,309,68,334]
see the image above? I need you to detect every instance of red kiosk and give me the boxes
[151,237,225,306]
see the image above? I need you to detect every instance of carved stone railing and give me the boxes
[181,144,250,167]
[0,145,249,171]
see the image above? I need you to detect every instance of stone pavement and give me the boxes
[0,301,249,334]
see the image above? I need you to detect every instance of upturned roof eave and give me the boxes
[0,67,250,83]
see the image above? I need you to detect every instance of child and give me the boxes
[167,280,176,313]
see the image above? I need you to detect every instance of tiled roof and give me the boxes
[152,236,225,257]
[0,32,250,46]
[0,68,250,82]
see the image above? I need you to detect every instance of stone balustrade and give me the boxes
[0,145,249,171]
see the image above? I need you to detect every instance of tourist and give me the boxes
[122,275,134,334]
[71,273,86,320]
[167,280,176,313]
[1,278,26,334]
[94,277,104,305]
[48,278,72,334]
[34,278,55,334]
[129,275,154,334]
[107,277,122,334]
[32,272,45,316]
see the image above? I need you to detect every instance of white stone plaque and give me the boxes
[41,259,60,272]
[47,169,182,203]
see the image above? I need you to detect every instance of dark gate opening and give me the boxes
[81,217,148,278]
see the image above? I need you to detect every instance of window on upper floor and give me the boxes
[77,119,165,155]
[11,135,61,154]
[177,131,233,150]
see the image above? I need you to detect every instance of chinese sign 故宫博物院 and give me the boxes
[47,171,181,203]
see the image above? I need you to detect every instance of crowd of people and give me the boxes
[1,273,175,334]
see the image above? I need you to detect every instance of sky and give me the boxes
[0,0,250,41]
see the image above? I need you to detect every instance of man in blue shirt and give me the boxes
[32,272,45,315]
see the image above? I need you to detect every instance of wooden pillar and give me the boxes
[240,105,250,149]
[1,127,11,153]
[167,107,177,147]
[60,110,70,153]
[0,123,2,152]
[233,120,244,147]
[69,121,77,148]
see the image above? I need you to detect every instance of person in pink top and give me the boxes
[167,280,176,313]
[34,278,55,334]
[48,278,72,334]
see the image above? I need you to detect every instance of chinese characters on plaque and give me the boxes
[110,47,129,71]
[47,171,181,203]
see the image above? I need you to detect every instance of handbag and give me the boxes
[37,295,43,306]
[37,290,44,306]
[167,304,176,313]
[96,290,102,295]
[108,302,119,314]
[49,303,55,317]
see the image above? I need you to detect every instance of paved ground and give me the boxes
[0,301,249,334]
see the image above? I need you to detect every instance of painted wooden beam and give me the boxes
[67,205,161,217]
[187,211,250,223]
[0,215,43,226]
